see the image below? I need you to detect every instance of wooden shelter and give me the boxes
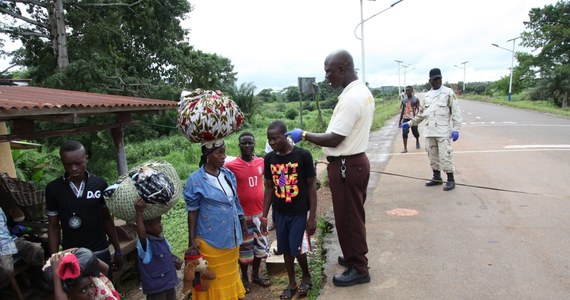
[0,85,178,219]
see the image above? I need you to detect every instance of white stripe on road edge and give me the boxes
[505,145,570,149]
[387,148,570,156]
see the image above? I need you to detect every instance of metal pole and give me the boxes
[507,37,518,102]
[402,63,411,87]
[492,37,518,101]
[360,0,366,84]
[462,66,466,91]
[395,60,402,100]
[354,0,404,86]
[461,61,468,92]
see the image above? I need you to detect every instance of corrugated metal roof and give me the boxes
[0,85,177,120]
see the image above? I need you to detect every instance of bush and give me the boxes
[285,108,298,120]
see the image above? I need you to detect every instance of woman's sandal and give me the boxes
[252,276,272,287]
[280,286,297,299]
[297,280,312,296]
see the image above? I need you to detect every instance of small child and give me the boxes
[135,198,182,300]
[45,247,120,300]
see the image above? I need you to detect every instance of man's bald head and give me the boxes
[325,50,355,68]
[324,49,358,89]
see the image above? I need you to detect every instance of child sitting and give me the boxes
[45,247,120,300]
[135,198,182,300]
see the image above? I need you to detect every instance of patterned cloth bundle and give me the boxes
[104,161,182,221]
[177,89,245,143]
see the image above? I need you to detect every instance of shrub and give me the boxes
[285,108,298,120]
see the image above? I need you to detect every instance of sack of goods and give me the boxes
[104,161,182,222]
[177,89,245,143]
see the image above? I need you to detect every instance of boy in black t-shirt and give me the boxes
[260,120,317,299]
[45,141,122,278]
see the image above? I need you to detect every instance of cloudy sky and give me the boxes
[1,0,558,92]
[184,0,558,91]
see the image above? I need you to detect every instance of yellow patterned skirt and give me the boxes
[193,237,246,300]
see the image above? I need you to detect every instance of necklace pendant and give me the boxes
[69,214,82,229]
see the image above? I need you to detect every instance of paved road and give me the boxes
[319,99,570,299]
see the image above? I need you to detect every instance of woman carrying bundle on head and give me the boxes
[183,139,249,300]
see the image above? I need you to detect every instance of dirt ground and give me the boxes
[121,161,334,300]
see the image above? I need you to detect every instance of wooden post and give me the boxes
[0,122,26,221]
[111,113,131,176]
[0,122,17,177]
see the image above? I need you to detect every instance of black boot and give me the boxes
[443,173,455,191]
[425,170,443,186]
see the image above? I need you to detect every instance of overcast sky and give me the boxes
[1,0,558,92]
[184,0,558,91]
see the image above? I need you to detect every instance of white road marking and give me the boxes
[465,122,570,127]
[388,148,570,156]
[505,145,570,149]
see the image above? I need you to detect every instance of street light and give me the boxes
[395,60,403,99]
[402,63,414,87]
[453,60,469,92]
[356,0,404,84]
[492,36,520,101]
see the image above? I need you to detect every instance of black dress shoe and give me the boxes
[425,178,443,186]
[443,181,456,191]
[337,256,348,267]
[332,266,370,287]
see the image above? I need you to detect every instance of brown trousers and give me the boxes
[327,153,370,273]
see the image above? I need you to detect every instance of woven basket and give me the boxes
[104,161,182,222]
[0,173,46,221]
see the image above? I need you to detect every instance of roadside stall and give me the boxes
[0,85,178,298]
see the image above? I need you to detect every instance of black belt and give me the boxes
[326,152,364,163]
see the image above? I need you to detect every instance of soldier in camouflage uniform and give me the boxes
[402,68,462,191]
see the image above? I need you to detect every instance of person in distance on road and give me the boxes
[398,85,421,153]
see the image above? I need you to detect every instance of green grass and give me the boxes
[307,217,333,299]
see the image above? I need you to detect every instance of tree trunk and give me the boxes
[563,91,568,109]
[48,0,69,69]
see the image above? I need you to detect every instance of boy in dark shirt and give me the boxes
[46,140,122,278]
[135,198,181,300]
[260,120,317,299]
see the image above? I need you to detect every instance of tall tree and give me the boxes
[521,1,570,108]
[0,0,237,98]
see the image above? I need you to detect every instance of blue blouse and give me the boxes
[183,166,244,249]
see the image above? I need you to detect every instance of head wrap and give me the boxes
[199,139,225,166]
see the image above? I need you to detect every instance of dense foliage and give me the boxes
[519,0,570,108]
[1,0,237,98]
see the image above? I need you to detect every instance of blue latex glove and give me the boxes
[401,122,410,130]
[451,130,459,141]
[285,128,304,143]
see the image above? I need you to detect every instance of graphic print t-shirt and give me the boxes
[264,146,316,216]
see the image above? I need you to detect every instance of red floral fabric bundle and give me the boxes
[177,89,245,143]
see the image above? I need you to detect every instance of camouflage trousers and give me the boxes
[425,136,455,174]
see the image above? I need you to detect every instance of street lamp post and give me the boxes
[453,60,469,92]
[402,63,414,87]
[359,0,366,84]
[492,36,519,101]
[395,60,403,100]
[356,0,404,85]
